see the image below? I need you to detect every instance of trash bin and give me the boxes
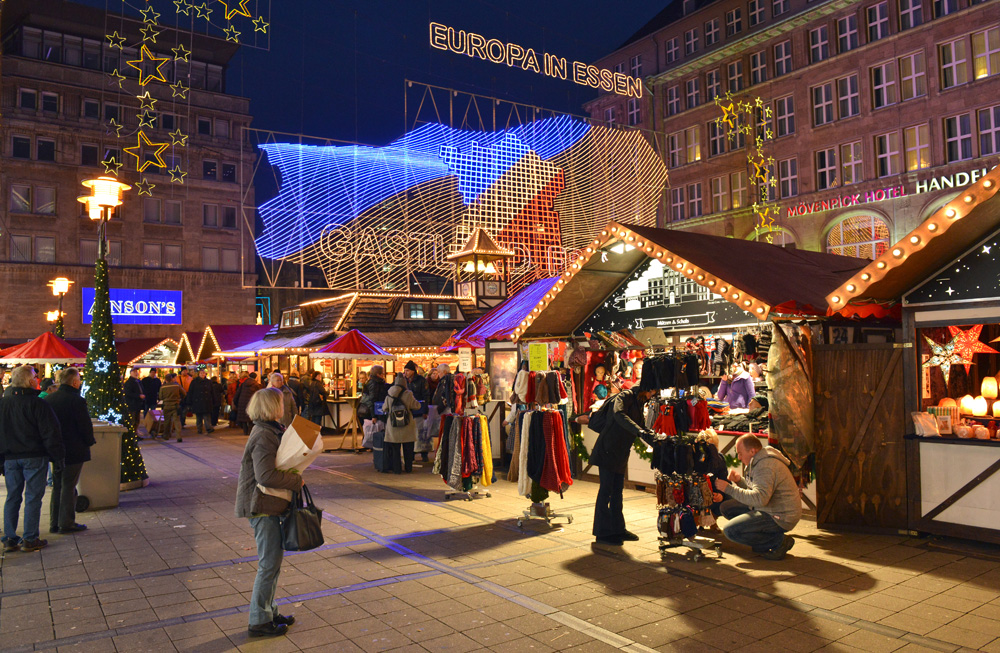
[76,421,126,511]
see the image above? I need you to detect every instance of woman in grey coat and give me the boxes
[382,375,420,474]
[234,387,303,639]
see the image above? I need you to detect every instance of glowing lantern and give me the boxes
[959,394,975,414]
[938,397,957,408]
[973,396,988,416]
[982,376,999,401]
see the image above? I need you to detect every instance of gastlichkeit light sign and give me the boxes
[82,287,182,325]
[429,22,643,99]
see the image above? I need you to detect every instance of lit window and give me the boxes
[685,126,701,163]
[827,216,890,260]
[35,236,55,263]
[812,83,834,125]
[899,52,927,100]
[939,39,967,88]
[816,148,838,190]
[775,96,794,136]
[898,0,923,30]
[903,124,931,170]
[163,244,182,270]
[810,26,830,63]
[980,105,1000,155]
[838,16,859,52]
[838,75,860,118]
[841,141,864,185]
[871,62,897,108]
[143,243,162,268]
[867,3,889,42]
[731,171,748,208]
[436,304,456,320]
[874,132,901,176]
[408,304,425,319]
[973,27,1000,80]
[943,114,973,162]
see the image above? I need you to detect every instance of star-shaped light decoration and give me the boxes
[174,0,193,15]
[168,165,187,183]
[220,0,251,20]
[946,324,999,373]
[135,178,156,196]
[106,31,126,49]
[107,118,124,137]
[107,69,127,88]
[923,328,991,387]
[253,16,270,33]
[140,5,161,23]
[140,24,161,44]
[169,128,188,147]
[124,131,170,172]
[136,91,157,111]
[172,43,191,62]
[194,2,212,19]
[138,110,157,129]
[103,156,124,175]
[93,357,112,373]
[99,409,123,424]
[127,44,169,86]
[224,25,241,43]
[170,80,188,99]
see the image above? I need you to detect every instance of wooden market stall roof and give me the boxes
[449,276,559,348]
[116,337,178,366]
[827,165,1000,310]
[196,325,273,361]
[516,221,868,341]
[173,331,204,364]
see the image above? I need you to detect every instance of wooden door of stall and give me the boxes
[813,343,908,532]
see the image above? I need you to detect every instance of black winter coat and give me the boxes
[236,379,261,423]
[0,387,64,463]
[44,385,96,465]
[140,375,161,410]
[589,389,654,474]
[186,377,214,414]
[431,373,454,413]
[406,373,429,417]
[124,377,145,412]
[210,380,224,409]
[287,375,303,409]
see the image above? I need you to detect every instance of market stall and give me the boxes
[1,332,87,366]
[825,164,1000,544]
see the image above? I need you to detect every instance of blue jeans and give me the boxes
[4,457,49,543]
[249,515,284,626]
[720,499,786,552]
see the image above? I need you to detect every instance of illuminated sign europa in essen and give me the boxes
[82,287,182,325]
[429,22,644,99]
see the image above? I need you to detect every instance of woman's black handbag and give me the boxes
[281,485,324,551]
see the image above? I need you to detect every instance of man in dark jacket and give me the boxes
[304,371,328,426]
[140,369,161,417]
[210,376,224,427]
[44,368,95,534]
[124,368,145,432]
[287,371,303,412]
[186,370,214,434]
[585,387,656,546]
[235,373,262,435]
[0,365,64,553]
[402,361,430,460]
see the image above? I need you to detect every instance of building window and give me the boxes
[630,54,642,77]
[221,248,239,272]
[163,244,182,269]
[10,235,32,262]
[705,19,720,46]
[943,114,973,162]
[685,126,701,163]
[41,92,59,113]
[933,0,957,17]
[709,121,726,155]
[687,183,703,218]
[36,138,55,162]
[666,86,681,116]
[202,160,218,180]
[203,204,218,227]
[871,62,897,108]
[750,51,767,85]
[222,206,238,229]
[81,239,121,266]
[726,9,743,36]
[774,96,795,137]
[668,132,682,167]
[407,303,426,319]
[686,78,700,108]
[81,144,99,166]
[103,147,120,167]
[143,197,161,223]
[875,132,901,176]
[727,60,744,93]
[841,141,864,184]
[214,118,230,139]
[160,113,176,131]
[810,26,830,63]
[18,89,37,110]
[867,3,889,42]
[773,0,788,15]
[732,114,747,149]
[436,304,457,320]
[666,37,679,63]
[812,83,834,125]
[615,62,626,75]
[143,243,161,268]
[973,27,1000,80]
[104,102,119,122]
[939,39,968,89]
[627,98,640,126]
[837,16,859,53]
[706,70,721,100]
[980,105,1000,155]
[165,200,182,224]
[827,216,891,259]
[202,247,220,271]
[35,187,55,215]
[685,28,699,55]
[281,309,303,327]
[670,187,686,221]
[10,184,31,213]
[12,136,31,159]
[904,124,931,170]
[731,171,748,208]
[774,40,792,76]
[34,236,55,263]
[710,176,729,212]
[899,52,927,100]
[816,148,838,190]
[899,0,923,29]
[749,0,765,26]
[604,107,616,126]
[837,75,860,118]
[198,117,212,135]
[778,158,798,198]
[82,98,100,119]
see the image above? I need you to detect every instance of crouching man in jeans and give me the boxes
[713,434,801,560]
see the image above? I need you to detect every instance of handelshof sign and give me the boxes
[429,22,643,99]
[82,288,182,325]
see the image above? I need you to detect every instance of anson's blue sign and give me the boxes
[82,288,182,325]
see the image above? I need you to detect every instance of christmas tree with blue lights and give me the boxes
[84,254,147,484]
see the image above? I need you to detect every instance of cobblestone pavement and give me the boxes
[2,426,999,653]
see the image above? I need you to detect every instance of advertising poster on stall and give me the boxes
[528,343,548,371]
[458,347,473,372]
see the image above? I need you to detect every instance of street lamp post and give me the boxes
[77,176,130,261]
[47,276,72,337]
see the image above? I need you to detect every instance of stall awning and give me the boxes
[1,332,86,364]
[311,330,395,360]
[517,221,868,341]
[198,325,273,360]
[827,165,1000,311]
[449,277,559,347]
[217,330,336,357]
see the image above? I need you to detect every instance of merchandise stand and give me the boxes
[445,485,491,501]
[655,470,723,561]
[434,413,495,502]
[517,501,573,528]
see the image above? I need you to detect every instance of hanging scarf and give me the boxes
[453,373,466,414]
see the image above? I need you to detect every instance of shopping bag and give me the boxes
[281,485,324,551]
[258,416,324,501]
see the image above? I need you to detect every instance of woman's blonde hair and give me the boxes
[247,386,284,422]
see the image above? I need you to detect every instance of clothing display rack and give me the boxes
[655,469,722,561]
[433,413,494,501]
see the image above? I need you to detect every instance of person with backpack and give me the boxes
[382,375,420,474]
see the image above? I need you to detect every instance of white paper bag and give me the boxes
[258,416,325,501]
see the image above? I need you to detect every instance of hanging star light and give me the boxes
[195,2,212,19]
[168,165,187,183]
[99,409,123,424]
[140,5,161,23]
[137,110,157,129]
[170,80,188,99]
[124,131,169,172]
[174,0,193,15]
[253,16,269,33]
[135,91,157,111]
[103,156,124,175]
[923,334,973,387]
[135,178,156,196]
[126,44,169,86]
[107,69,127,88]
[107,118,124,137]
[172,43,191,62]
[224,25,241,43]
[169,127,188,147]
[220,0,251,20]
[946,324,999,373]
[93,357,112,373]
[106,31,126,49]
[140,25,161,44]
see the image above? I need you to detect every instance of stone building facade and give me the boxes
[0,0,256,341]
[586,0,1000,254]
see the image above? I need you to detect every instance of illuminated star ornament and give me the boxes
[170,80,189,99]
[253,16,269,33]
[135,178,156,196]
[220,0,251,20]
[106,31,126,49]
[124,131,170,172]
[169,128,188,147]
[195,2,212,19]
[224,25,241,43]
[174,0,193,15]
[169,165,187,183]
[172,43,191,62]
[93,357,112,373]
[107,69,127,88]
[127,44,169,86]
[107,118,124,137]
[103,156,124,175]
[922,326,998,386]
[140,25,161,44]
[138,110,157,129]
[140,5,161,23]
[136,91,157,111]
[99,409,123,424]
[946,324,999,374]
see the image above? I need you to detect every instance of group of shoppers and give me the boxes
[0,365,95,553]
